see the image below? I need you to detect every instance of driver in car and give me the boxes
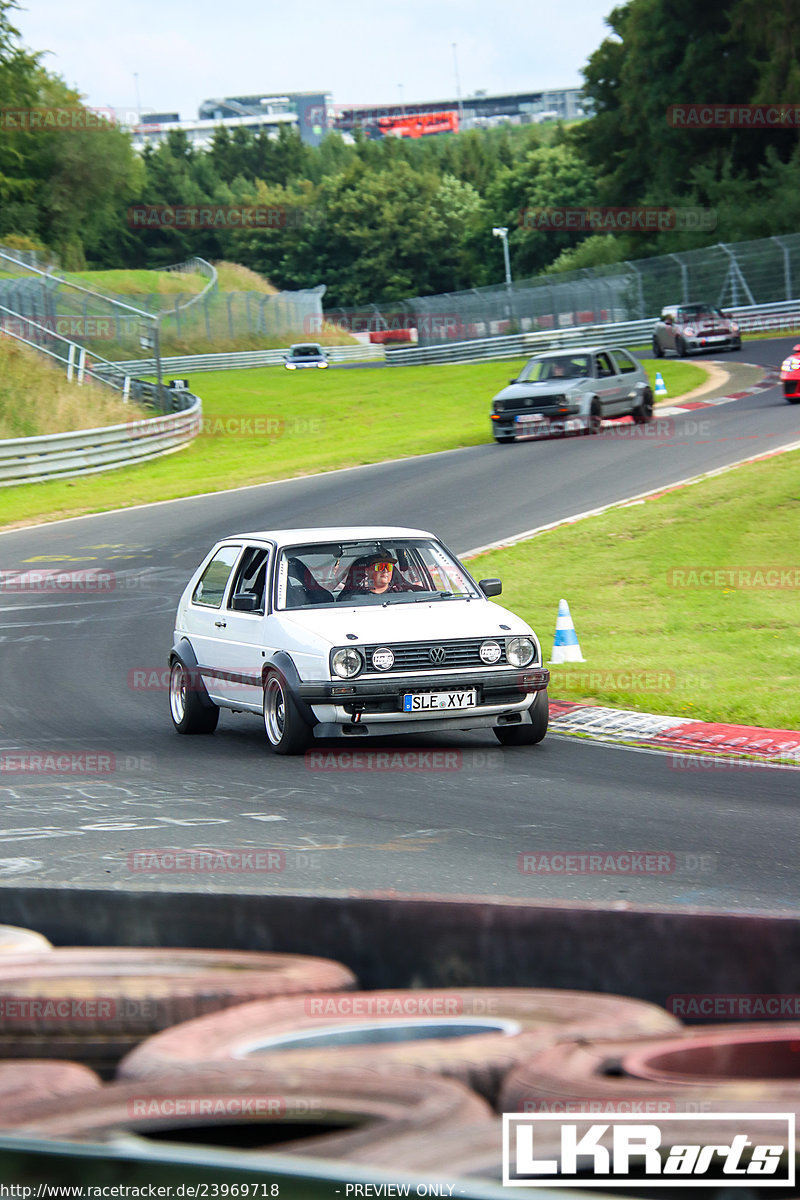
[338,553,424,600]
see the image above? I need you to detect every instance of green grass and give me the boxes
[466,449,800,730]
[0,358,705,528]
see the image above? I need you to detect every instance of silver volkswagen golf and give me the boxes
[490,347,653,442]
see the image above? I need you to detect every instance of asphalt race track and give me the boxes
[1,336,798,909]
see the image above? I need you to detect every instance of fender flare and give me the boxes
[264,651,319,728]
[168,639,215,709]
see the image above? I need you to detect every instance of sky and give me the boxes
[13,0,615,121]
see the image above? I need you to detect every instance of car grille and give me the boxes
[361,638,510,673]
[496,393,566,413]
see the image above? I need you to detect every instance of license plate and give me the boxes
[403,689,477,712]
[516,413,545,424]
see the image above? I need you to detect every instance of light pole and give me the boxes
[492,226,513,322]
[452,43,464,126]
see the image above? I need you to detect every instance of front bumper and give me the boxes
[491,411,583,438]
[782,376,800,399]
[684,334,740,352]
[298,666,549,709]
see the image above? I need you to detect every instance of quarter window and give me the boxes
[192,545,241,608]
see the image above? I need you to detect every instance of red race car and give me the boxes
[780,344,800,403]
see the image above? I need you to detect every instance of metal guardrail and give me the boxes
[105,343,385,374]
[154,256,218,312]
[0,391,201,486]
[384,300,800,366]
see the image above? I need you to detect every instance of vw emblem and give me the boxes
[429,646,447,665]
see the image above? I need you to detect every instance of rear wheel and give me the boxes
[632,387,654,424]
[263,670,311,755]
[494,689,548,746]
[169,660,219,735]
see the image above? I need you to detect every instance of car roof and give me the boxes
[288,343,324,351]
[220,526,436,547]
[530,346,619,358]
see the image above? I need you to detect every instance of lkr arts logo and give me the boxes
[503,1114,794,1187]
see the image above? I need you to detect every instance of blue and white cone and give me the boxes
[549,598,585,664]
[654,371,667,397]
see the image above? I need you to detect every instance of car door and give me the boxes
[182,543,245,704]
[592,352,626,415]
[201,543,275,711]
[610,349,645,414]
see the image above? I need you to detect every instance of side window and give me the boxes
[191,545,241,609]
[595,353,616,378]
[611,350,638,374]
[227,546,271,614]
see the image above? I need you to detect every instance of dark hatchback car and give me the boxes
[653,304,741,358]
[489,347,653,442]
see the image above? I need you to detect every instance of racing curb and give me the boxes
[657,362,781,414]
[548,699,799,767]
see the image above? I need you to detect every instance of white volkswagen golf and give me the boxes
[169,526,549,754]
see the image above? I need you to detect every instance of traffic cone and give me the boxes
[549,598,585,664]
[654,372,667,397]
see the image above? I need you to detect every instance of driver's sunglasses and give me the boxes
[370,561,394,572]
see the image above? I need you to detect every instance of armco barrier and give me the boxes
[0,391,201,486]
[107,343,385,376]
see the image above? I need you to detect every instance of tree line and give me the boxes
[2,0,799,307]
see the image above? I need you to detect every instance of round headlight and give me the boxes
[479,639,502,664]
[684,326,696,336]
[332,647,363,678]
[506,636,535,667]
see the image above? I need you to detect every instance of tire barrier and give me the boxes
[499,1025,800,1119]
[118,987,681,1104]
[3,1065,491,1162]
[0,926,52,954]
[0,1060,101,1122]
[0,948,356,1073]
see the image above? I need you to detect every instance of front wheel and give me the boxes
[494,689,548,746]
[676,336,688,358]
[263,670,311,755]
[169,660,219,735]
[585,403,602,435]
[494,434,515,443]
[632,387,654,424]
[652,337,664,359]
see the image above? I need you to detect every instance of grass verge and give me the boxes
[0,358,706,527]
[466,448,800,729]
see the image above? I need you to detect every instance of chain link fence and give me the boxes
[330,234,800,347]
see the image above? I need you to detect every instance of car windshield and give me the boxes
[275,539,481,609]
[679,305,720,319]
[290,345,323,358]
[517,355,591,382]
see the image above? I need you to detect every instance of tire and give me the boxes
[0,948,356,1073]
[494,689,548,747]
[676,336,688,358]
[0,925,52,954]
[8,1065,491,1160]
[652,337,664,358]
[169,659,219,735]
[263,669,311,755]
[0,1061,102,1123]
[632,387,654,425]
[499,1024,800,1115]
[584,402,602,435]
[118,986,680,1105]
[494,434,515,443]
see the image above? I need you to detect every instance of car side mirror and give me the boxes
[231,593,259,612]
[509,378,519,384]
[479,578,502,597]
